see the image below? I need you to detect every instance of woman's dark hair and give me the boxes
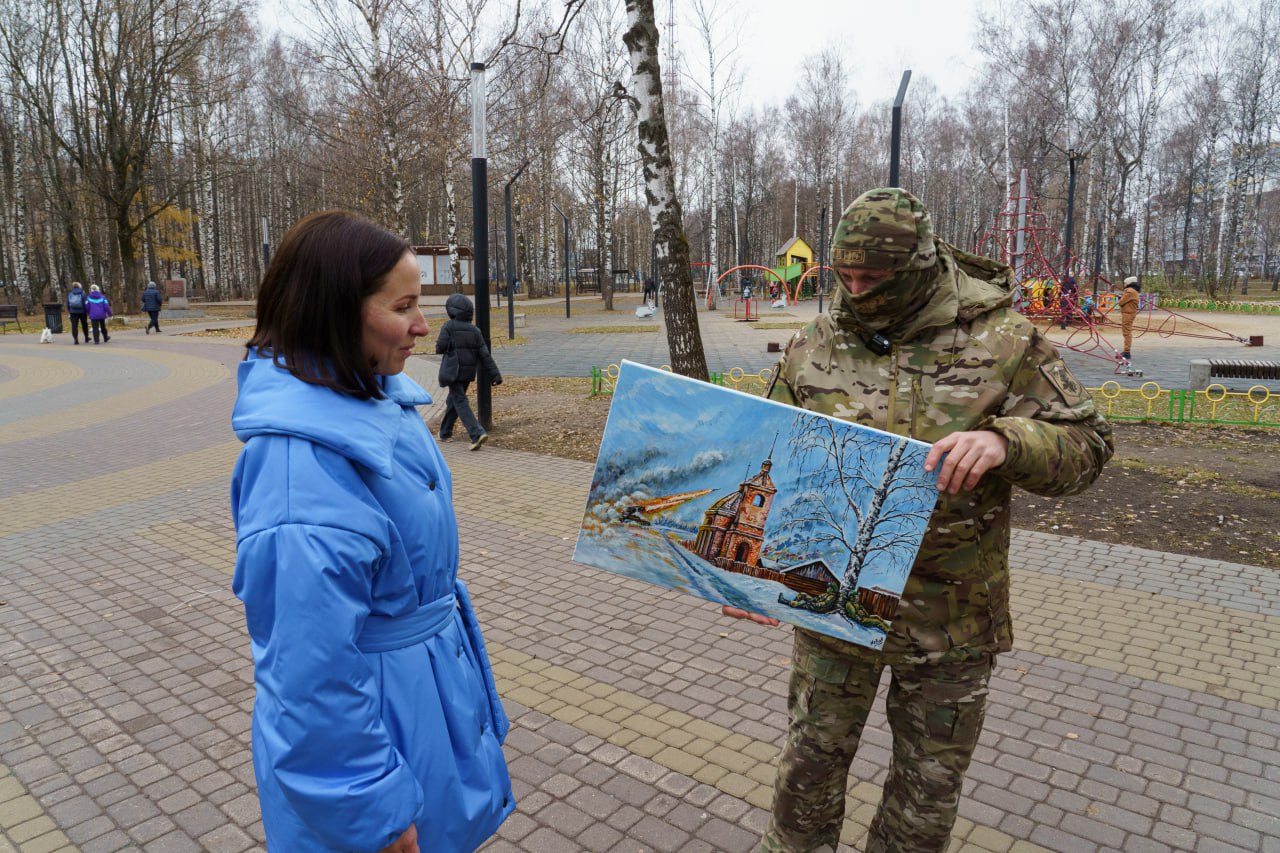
[246,210,411,400]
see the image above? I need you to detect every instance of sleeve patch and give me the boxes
[1040,359,1087,405]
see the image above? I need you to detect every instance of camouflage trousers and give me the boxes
[760,629,994,853]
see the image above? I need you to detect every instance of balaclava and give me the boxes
[830,188,940,332]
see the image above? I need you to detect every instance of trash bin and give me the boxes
[42,303,63,334]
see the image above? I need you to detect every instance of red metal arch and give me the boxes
[716,264,796,305]
[797,264,834,300]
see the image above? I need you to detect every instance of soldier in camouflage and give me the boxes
[725,188,1113,853]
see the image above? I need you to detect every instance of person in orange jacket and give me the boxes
[1118,276,1140,359]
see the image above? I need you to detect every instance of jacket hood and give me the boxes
[87,292,108,301]
[232,353,431,479]
[445,294,474,321]
[829,241,1013,342]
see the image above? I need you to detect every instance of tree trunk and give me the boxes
[836,439,909,610]
[446,177,461,292]
[115,205,143,313]
[623,0,708,381]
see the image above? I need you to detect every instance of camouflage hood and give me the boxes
[829,240,1016,344]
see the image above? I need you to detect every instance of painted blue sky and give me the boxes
[588,361,937,592]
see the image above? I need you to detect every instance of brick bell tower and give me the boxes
[691,438,778,567]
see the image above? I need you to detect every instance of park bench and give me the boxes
[0,305,22,334]
[1189,358,1280,390]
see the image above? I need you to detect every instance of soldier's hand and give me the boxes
[721,605,780,627]
[925,430,1009,495]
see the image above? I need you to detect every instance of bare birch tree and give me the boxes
[621,0,707,380]
[686,0,741,295]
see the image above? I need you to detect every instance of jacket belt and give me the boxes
[356,595,456,653]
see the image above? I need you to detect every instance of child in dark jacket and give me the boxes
[435,293,502,450]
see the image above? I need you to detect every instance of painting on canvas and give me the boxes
[572,360,940,649]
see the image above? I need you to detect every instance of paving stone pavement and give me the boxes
[1,311,1278,853]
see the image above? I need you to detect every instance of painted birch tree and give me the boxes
[777,417,936,624]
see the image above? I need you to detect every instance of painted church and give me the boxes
[683,449,842,598]
[688,453,777,569]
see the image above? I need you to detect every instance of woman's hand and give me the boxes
[721,605,780,627]
[380,825,419,853]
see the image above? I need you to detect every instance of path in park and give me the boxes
[489,295,1280,395]
[1,305,1278,853]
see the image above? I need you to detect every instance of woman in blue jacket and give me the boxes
[230,210,514,852]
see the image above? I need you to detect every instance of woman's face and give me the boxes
[362,252,429,375]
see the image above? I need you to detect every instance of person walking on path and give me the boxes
[643,276,658,306]
[66,282,89,344]
[725,188,1113,853]
[85,284,112,344]
[231,211,514,853]
[435,293,502,451]
[142,281,164,334]
[1118,275,1140,359]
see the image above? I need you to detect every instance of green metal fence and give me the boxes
[591,364,774,397]
[1093,381,1280,427]
[592,365,1280,428]
[1163,298,1280,314]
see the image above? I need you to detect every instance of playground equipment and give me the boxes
[979,170,1260,377]
[734,298,759,321]
[796,264,834,303]
[715,265,793,307]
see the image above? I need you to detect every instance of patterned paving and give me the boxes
[1,317,1278,853]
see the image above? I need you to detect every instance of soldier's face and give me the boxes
[836,266,894,295]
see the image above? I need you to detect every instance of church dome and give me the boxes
[707,491,742,514]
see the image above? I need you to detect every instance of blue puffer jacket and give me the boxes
[230,354,514,852]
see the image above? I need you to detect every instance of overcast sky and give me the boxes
[256,0,988,109]
[726,0,986,108]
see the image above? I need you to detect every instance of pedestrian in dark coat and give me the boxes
[85,284,112,344]
[435,293,501,450]
[1058,275,1078,329]
[66,282,89,344]
[142,281,164,334]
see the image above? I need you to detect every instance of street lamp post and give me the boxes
[470,62,493,430]
[889,70,911,187]
[1064,149,1079,274]
[817,204,827,313]
[1092,209,1104,300]
[551,201,569,318]
[261,216,270,273]
[504,163,528,340]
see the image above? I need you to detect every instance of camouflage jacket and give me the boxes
[768,242,1114,664]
